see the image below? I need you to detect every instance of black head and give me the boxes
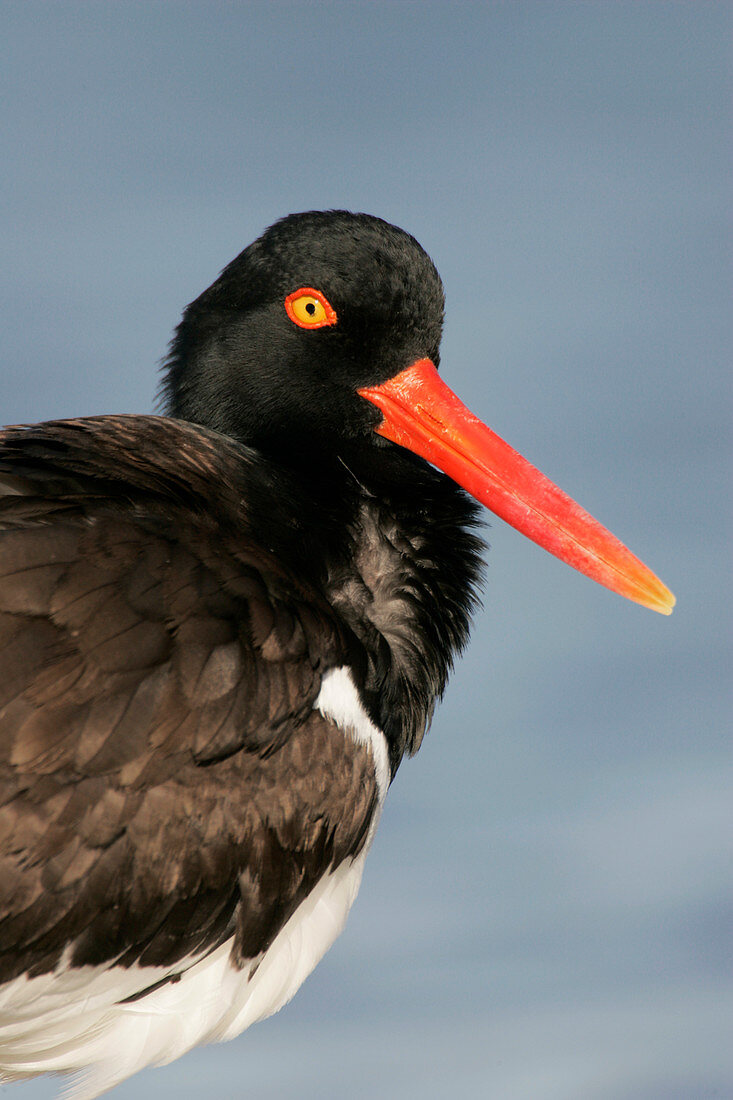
[163,211,445,466]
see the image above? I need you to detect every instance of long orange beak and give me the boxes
[358,358,675,615]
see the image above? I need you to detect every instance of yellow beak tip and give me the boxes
[645,587,676,615]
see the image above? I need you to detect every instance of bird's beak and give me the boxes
[358,358,675,614]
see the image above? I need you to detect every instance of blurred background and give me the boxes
[2,3,730,1098]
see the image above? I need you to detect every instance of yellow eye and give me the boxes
[284,287,338,330]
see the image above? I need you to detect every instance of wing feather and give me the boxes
[0,417,376,985]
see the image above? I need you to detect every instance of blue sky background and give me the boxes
[2,3,730,1098]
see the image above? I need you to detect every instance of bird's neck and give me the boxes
[273,445,485,774]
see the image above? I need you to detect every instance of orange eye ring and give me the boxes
[284,287,338,330]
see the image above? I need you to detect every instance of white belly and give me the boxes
[0,849,369,1099]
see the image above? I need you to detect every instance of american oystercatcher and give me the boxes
[0,211,674,1097]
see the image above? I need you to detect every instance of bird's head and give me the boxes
[164,211,443,457]
[163,210,674,615]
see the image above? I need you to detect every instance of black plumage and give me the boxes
[0,214,482,1017]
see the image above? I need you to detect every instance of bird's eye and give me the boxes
[284,287,338,330]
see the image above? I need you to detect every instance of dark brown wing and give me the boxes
[0,417,376,983]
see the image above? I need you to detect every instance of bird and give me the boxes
[0,211,674,1097]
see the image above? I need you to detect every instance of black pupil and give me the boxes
[305,301,316,315]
